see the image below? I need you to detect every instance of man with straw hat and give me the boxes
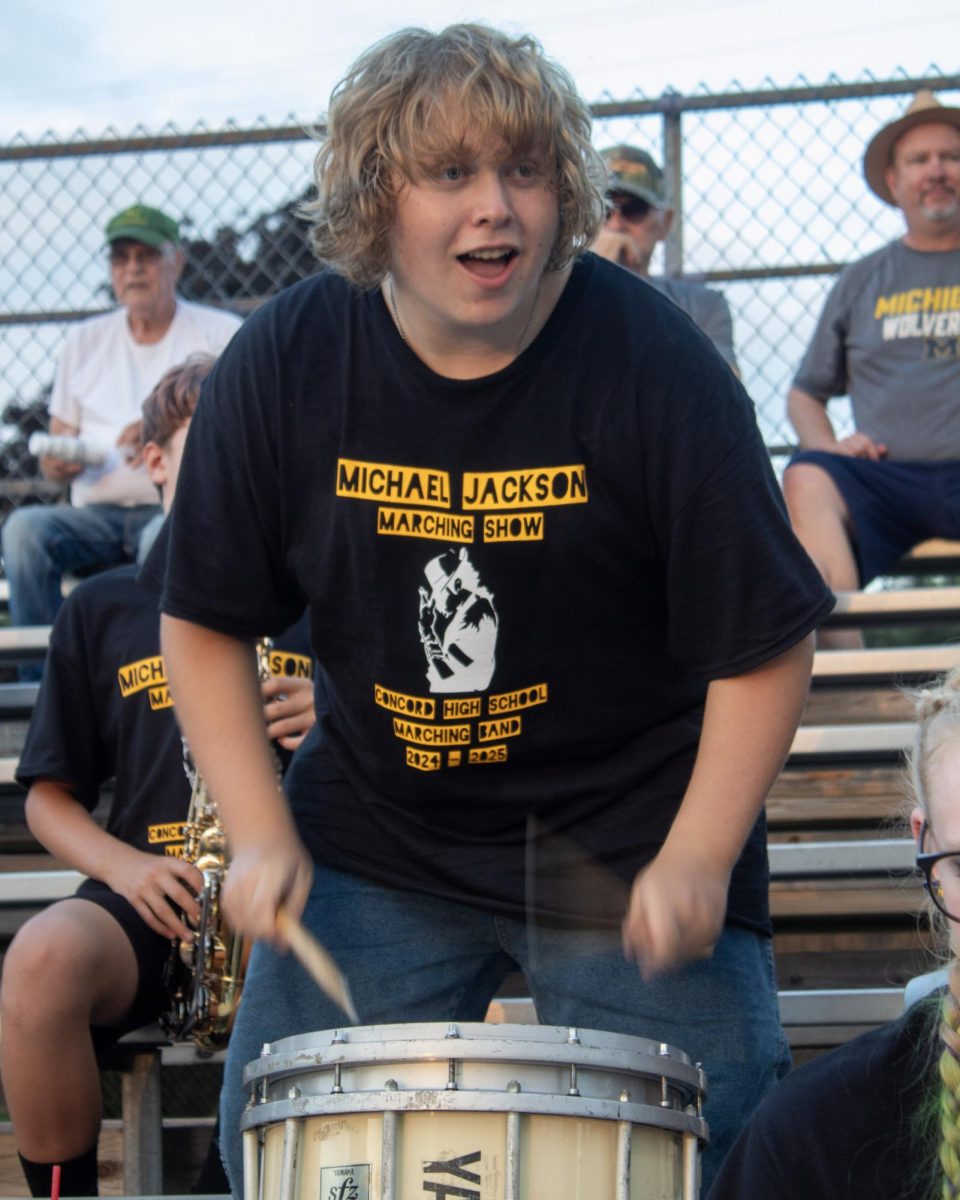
[782,90,960,644]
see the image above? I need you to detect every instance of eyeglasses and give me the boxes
[605,193,653,223]
[917,819,960,921]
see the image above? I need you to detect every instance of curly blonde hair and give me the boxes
[301,23,606,288]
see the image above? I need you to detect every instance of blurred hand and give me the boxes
[222,832,314,946]
[833,432,887,460]
[592,228,644,271]
[262,675,316,750]
[39,455,84,484]
[622,844,728,980]
[115,418,144,467]
[103,846,204,941]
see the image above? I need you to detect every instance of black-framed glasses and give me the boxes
[605,193,652,223]
[917,819,960,921]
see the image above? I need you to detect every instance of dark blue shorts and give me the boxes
[75,877,172,1049]
[787,452,960,585]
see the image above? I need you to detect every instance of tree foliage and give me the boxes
[179,188,319,304]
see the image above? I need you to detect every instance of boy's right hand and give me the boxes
[222,830,313,947]
[104,848,205,942]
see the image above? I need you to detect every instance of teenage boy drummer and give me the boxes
[158,24,833,1192]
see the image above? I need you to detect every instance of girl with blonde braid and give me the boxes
[709,666,960,1200]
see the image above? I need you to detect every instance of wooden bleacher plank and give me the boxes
[803,685,916,726]
[770,879,923,920]
[0,627,51,660]
[775,929,930,992]
[767,837,914,877]
[0,868,83,903]
[778,986,904,1026]
[813,644,960,682]
[768,764,904,827]
[790,721,914,759]
[0,683,39,713]
[0,837,914,894]
[827,585,960,626]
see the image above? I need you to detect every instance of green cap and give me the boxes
[105,204,180,249]
[600,145,665,208]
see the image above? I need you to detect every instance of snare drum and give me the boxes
[241,1022,707,1200]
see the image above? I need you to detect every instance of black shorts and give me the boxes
[75,878,173,1049]
[787,452,960,585]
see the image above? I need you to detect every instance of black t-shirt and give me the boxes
[17,564,313,856]
[160,253,833,929]
[19,565,193,852]
[707,999,940,1200]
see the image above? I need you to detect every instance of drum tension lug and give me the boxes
[568,1064,580,1097]
[446,1059,458,1090]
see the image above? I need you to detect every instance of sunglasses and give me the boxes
[605,194,653,222]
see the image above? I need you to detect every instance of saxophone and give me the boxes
[160,639,275,1051]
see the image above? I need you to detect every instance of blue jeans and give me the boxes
[1,501,159,627]
[221,865,789,1197]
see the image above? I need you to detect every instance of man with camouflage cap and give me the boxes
[594,144,739,371]
[1,204,241,649]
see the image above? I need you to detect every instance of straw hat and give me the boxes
[863,89,960,206]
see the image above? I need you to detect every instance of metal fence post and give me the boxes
[661,99,684,279]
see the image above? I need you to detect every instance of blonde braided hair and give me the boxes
[906,667,960,1198]
[941,961,960,1197]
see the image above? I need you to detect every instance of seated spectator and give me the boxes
[593,144,739,372]
[0,204,241,648]
[782,92,960,648]
[708,664,960,1199]
[0,355,314,1198]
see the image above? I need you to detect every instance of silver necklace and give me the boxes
[388,274,544,359]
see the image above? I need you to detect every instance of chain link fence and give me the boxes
[1,71,958,513]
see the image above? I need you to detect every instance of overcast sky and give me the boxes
[1,0,957,139]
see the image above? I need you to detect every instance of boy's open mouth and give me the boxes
[458,248,517,277]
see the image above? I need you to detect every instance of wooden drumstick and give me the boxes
[276,905,359,1023]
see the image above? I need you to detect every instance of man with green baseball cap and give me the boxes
[592,144,739,372]
[105,203,181,249]
[1,200,241,661]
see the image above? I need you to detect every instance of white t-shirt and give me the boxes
[50,299,243,506]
